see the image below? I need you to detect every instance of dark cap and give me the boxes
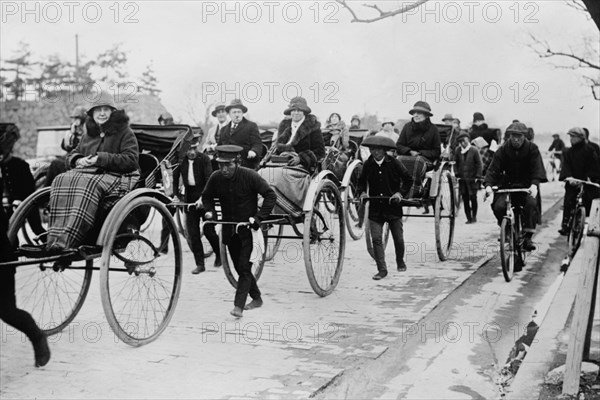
[211,103,227,117]
[158,112,174,124]
[567,127,585,139]
[456,132,470,142]
[215,144,243,162]
[506,122,528,135]
[361,135,396,150]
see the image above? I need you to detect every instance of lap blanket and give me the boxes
[47,169,139,249]
[396,155,428,199]
[258,167,311,218]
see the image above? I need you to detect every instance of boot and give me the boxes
[522,233,536,252]
[33,334,51,367]
[213,255,222,268]
[192,264,206,274]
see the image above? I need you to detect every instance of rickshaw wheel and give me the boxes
[221,227,266,288]
[8,188,92,335]
[434,170,456,261]
[342,161,365,240]
[100,196,182,346]
[364,204,390,259]
[262,222,283,262]
[175,208,214,258]
[303,179,345,297]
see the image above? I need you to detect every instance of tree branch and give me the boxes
[335,0,429,23]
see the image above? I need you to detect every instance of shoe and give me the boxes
[397,264,407,272]
[558,227,569,236]
[52,260,70,272]
[244,298,263,310]
[422,208,430,215]
[472,216,477,223]
[160,247,168,255]
[372,271,388,280]
[465,220,473,224]
[33,334,51,367]
[230,307,243,318]
[192,265,206,274]
[522,237,536,252]
[213,257,222,268]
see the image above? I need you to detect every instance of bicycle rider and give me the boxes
[484,122,547,251]
[557,127,600,236]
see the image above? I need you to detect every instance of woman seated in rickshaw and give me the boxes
[324,112,349,151]
[258,97,325,215]
[46,91,140,253]
[395,101,441,210]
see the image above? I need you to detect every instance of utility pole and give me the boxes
[75,34,80,85]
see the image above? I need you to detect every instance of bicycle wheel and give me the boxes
[568,206,586,256]
[500,218,515,282]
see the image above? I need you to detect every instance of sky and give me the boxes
[1,0,599,139]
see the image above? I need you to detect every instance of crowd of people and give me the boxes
[2,93,600,367]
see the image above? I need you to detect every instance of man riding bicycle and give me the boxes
[484,122,547,251]
[558,127,600,236]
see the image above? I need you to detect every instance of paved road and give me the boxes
[0,181,565,399]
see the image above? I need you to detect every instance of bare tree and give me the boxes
[335,0,428,23]
[528,1,599,100]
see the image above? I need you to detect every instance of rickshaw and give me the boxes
[357,125,458,262]
[215,144,347,297]
[4,124,195,346]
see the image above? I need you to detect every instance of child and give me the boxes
[454,132,483,224]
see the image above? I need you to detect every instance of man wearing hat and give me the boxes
[173,133,221,273]
[357,136,413,279]
[470,112,500,146]
[217,99,262,170]
[202,103,229,166]
[558,127,600,236]
[547,133,566,180]
[582,128,600,160]
[158,112,174,126]
[454,131,482,224]
[484,122,547,252]
[202,145,276,317]
[45,105,88,187]
[375,121,399,143]
[350,115,361,130]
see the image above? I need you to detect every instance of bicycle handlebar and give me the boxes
[493,188,531,194]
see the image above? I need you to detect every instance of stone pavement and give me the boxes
[0,181,565,399]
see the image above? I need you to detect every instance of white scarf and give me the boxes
[460,143,472,154]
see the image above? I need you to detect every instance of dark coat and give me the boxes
[217,117,263,168]
[173,153,213,202]
[274,115,326,172]
[470,123,500,146]
[202,166,277,243]
[484,139,547,188]
[0,156,35,203]
[454,146,483,195]
[548,138,565,153]
[68,110,139,173]
[559,141,600,183]
[396,119,441,163]
[356,155,413,221]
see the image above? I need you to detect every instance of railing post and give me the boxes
[562,199,600,396]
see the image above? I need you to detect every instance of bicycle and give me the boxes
[564,178,600,257]
[547,151,562,182]
[492,188,532,282]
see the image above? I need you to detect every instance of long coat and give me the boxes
[454,146,483,195]
[68,110,139,173]
[217,117,263,168]
[559,141,600,183]
[0,156,35,203]
[396,119,441,163]
[173,153,213,203]
[274,114,326,172]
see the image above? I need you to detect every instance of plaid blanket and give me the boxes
[258,167,310,218]
[47,169,139,249]
[481,149,495,176]
[396,155,428,199]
